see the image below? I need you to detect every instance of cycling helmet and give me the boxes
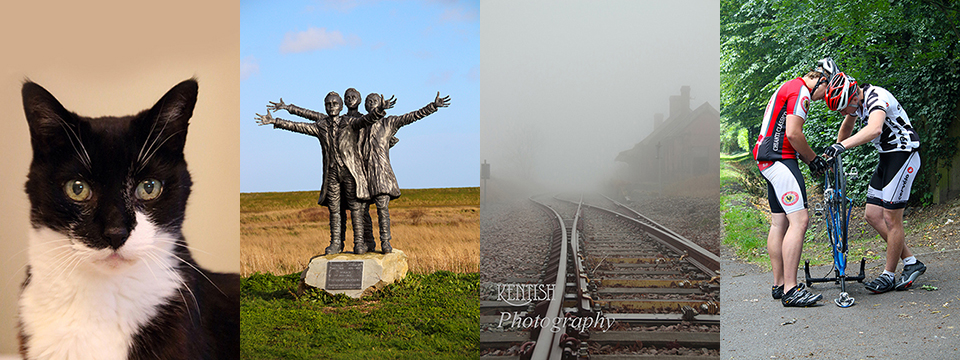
[824,72,857,111]
[815,57,840,78]
[811,57,840,96]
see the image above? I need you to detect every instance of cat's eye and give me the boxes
[136,179,163,200]
[63,180,92,201]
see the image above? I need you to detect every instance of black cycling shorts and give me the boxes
[762,159,808,214]
[866,151,920,210]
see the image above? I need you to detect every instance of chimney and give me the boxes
[654,113,664,130]
[669,86,691,118]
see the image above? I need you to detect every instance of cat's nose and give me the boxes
[104,227,130,250]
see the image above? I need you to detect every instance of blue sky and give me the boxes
[240,0,478,192]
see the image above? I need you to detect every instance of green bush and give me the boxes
[722,0,960,206]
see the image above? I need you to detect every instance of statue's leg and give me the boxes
[344,174,367,254]
[363,202,376,251]
[325,180,344,255]
[339,198,348,246]
[349,200,367,254]
[376,195,393,253]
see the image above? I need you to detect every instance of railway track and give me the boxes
[480,194,720,359]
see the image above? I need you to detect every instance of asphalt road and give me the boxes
[721,249,960,359]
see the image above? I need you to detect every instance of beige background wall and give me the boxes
[0,1,240,354]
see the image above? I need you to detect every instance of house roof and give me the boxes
[615,101,719,163]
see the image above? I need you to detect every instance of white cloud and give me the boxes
[240,55,259,80]
[279,27,359,54]
[427,70,453,86]
[439,6,476,23]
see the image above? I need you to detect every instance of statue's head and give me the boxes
[364,93,383,113]
[324,91,342,116]
[344,88,361,110]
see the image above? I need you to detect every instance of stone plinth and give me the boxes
[300,249,409,298]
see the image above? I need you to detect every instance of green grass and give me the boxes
[719,161,741,188]
[721,192,769,264]
[241,187,479,213]
[721,159,770,266]
[241,271,479,360]
[720,151,752,162]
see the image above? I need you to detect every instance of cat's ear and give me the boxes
[22,81,79,152]
[142,78,198,153]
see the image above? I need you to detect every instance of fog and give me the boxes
[480,0,720,200]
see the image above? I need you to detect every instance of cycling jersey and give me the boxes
[854,84,920,153]
[754,77,811,171]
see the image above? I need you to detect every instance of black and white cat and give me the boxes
[18,79,239,360]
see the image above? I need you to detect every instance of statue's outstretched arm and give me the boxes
[433,92,451,108]
[267,98,287,112]
[384,95,397,110]
[395,92,450,128]
[285,103,328,122]
[257,110,320,137]
[255,110,276,126]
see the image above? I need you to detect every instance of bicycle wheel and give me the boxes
[836,155,850,293]
[839,156,849,255]
[824,166,841,276]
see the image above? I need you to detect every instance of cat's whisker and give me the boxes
[145,251,201,321]
[53,117,92,170]
[3,238,71,265]
[140,255,191,320]
[54,246,96,279]
[35,243,77,257]
[45,248,83,281]
[61,254,88,282]
[33,236,73,244]
[138,129,187,172]
[50,253,83,282]
[137,104,172,171]
[2,262,32,293]
[139,256,162,286]
[136,99,165,165]
[152,238,213,256]
[149,246,226,296]
[32,245,80,276]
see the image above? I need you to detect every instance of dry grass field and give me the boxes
[240,187,480,276]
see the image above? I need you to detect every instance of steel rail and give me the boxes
[527,196,572,360]
[596,194,719,275]
[569,196,591,314]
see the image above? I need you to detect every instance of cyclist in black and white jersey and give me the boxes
[822,73,925,294]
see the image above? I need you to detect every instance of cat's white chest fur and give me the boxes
[20,212,184,360]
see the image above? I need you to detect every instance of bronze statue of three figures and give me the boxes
[255,89,450,255]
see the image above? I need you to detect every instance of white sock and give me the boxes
[882,270,895,278]
[903,256,917,266]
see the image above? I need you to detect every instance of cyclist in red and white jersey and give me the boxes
[752,58,836,307]
[822,72,925,294]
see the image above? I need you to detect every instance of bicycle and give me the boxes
[803,153,866,308]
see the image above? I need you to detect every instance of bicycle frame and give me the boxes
[804,154,865,297]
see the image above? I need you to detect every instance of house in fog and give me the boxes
[615,86,720,197]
